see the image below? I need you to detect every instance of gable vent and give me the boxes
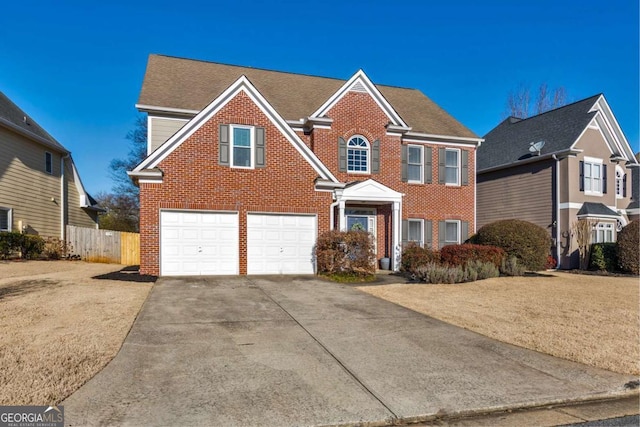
[349,80,367,93]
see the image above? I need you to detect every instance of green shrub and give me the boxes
[400,243,440,274]
[589,243,617,272]
[501,256,526,276]
[414,262,464,284]
[412,260,499,284]
[465,259,500,280]
[440,244,506,268]
[617,220,639,274]
[471,219,551,271]
[0,231,23,259]
[316,230,376,276]
[21,235,45,259]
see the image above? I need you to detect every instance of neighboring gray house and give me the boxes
[0,92,101,238]
[477,94,638,269]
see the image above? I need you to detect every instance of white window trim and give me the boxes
[592,222,615,243]
[407,218,424,246]
[347,135,370,174]
[444,220,461,244]
[0,207,12,232]
[407,145,423,184]
[583,156,603,196]
[45,152,53,175]
[445,148,460,186]
[229,124,255,169]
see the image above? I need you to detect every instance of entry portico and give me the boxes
[331,179,403,271]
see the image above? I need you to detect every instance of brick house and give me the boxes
[129,55,481,276]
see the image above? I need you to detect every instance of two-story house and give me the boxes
[477,95,638,269]
[129,55,482,276]
[0,92,100,239]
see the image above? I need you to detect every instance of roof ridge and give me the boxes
[151,54,418,91]
[505,93,602,125]
[0,91,64,149]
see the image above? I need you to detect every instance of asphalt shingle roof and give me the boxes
[478,95,602,171]
[0,92,68,153]
[577,202,619,217]
[138,54,477,139]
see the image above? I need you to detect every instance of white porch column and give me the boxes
[392,201,401,271]
[338,200,346,231]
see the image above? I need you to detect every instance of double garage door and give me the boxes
[160,211,316,276]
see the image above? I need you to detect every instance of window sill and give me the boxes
[584,191,603,197]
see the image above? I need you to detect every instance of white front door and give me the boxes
[247,214,317,275]
[160,211,239,276]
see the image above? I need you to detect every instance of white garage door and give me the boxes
[247,214,316,275]
[160,211,239,276]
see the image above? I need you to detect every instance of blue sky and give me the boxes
[1,0,638,194]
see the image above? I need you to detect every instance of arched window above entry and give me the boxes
[347,136,370,173]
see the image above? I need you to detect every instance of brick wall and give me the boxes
[139,89,476,275]
[139,91,332,275]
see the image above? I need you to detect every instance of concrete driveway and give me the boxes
[64,276,635,426]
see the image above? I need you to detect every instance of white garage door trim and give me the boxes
[160,210,239,276]
[247,213,317,275]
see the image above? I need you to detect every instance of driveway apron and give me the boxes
[64,276,635,426]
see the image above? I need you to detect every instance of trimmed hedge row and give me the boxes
[440,244,506,269]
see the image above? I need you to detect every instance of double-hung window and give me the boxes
[347,136,369,173]
[592,222,614,243]
[407,145,423,183]
[445,148,459,185]
[583,157,603,195]
[231,125,253,168]
[407,219,423,246]
[0,208,11,232]
[444,220,460,245]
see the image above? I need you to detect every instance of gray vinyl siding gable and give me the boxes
[149,116,188,154]
[476,159,554,233]
[0,126,63,237]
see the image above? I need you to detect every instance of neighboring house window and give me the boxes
[444,220,460,245]
[45,152,53,174]
[407,219,423,246]
[445,148,460,185]
[592,222,614,243]
[347,136,369,173]
[581,157,606,196]
[230,125,253,168]
[0,208,11,232]
[407,145,423,183]
[615,166,626,198]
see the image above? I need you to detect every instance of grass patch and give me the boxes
[322,272,376,283]
[0,261,152,405]
[358,272,639,375]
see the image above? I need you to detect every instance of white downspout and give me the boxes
[474,146,478,233]
[60,154,70,240]
[329,200,339,230]
[329,189,343,230]
[552,154,561,269]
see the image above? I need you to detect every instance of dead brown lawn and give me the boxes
[0,261,152,405]
[359,272,639,375]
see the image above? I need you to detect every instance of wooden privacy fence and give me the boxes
[66,225,140,265]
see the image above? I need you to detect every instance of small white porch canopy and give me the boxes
[331,179,403,270]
